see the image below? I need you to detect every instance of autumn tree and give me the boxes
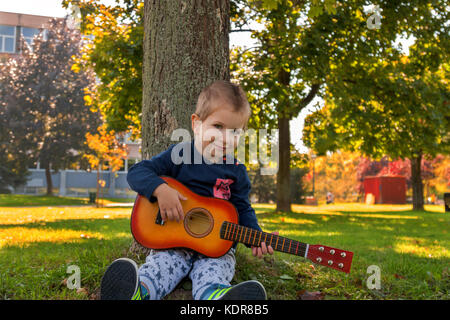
[84,123,129,207]
[63,0,144,138]
[0,18,101,195]
[303,150,361,202]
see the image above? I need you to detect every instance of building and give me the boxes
[1,11,142,198]
[363,176,407,204]
[0,11,58,60]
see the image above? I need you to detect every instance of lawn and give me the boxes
[0,194,135,207]
[0,196,448,300]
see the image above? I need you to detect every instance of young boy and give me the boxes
[100,80,276,300]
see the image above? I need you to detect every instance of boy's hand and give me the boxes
[153,183,188,222]
[251,231,279,259]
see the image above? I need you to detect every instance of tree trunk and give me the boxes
[410,152,424,211]
[96,161,100,208]
[276,114,291,212]
[276,67,292,212]
[129,0,231,258]
[45,164,53,196]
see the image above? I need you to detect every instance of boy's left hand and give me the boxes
[251,231,279,259]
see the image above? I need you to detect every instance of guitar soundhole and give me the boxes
[184,208,213,238]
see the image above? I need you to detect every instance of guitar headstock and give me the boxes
[307,244,353,273]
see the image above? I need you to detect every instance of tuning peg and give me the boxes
[330,249,335,254]
[328,260,333,265]
[338,263,344,268]
[341,252,346,258]
[319,247,324,252]
[316,257,322,263]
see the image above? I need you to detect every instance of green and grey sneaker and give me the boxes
[207,280,267,300]
[100,258,148,300]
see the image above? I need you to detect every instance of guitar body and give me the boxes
[130,176,239,258]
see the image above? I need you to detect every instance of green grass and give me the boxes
[236,203,449,300]
[0,194,91,207]
[0,197,448,300]
[0,194,135,207]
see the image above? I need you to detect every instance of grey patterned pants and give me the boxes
[138,248,236,300]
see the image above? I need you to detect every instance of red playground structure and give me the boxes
[363,176,407,204]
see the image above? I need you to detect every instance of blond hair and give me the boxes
[194,80,251,130]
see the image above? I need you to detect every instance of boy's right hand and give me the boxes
[153,183,187,222]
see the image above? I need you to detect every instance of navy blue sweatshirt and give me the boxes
[126,139,262,248]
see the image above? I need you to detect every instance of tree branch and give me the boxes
[299,83,321,109]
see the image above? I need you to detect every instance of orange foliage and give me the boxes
[84,123,128,206]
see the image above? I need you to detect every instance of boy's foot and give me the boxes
[100,258,146,300]
[208,280,267,300]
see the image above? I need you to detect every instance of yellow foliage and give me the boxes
[71,63,80,73]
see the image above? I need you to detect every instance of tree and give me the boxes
[304,59,449,210]
[62,0,338,137]
[63,0,144,138]
[0,118,32,194]
[0,18,101,195]
[303,150,361,202]
[232,0,409,211]
[84,123,129,207]
[302,0,449,210]
[427,155,450,198]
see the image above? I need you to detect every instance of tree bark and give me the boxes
[275,66,292,212]
[410,151,424,211]
[276,113,291,212]
[45,164,53,196]
[130,0,231,258]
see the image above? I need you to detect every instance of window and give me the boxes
[21,27,40,48]
[0,25,16,53]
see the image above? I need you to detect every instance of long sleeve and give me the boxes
[126,143,177,203]
[230,164,262,232]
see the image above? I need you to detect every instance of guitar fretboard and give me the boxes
[220,221,308,258]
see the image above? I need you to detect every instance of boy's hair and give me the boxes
[195,80,251,130]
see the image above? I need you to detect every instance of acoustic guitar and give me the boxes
[130,176,354,273]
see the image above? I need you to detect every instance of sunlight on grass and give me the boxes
[349,213,419,220]
[393,236,450,259]
[0,206,131,225]
[260,217,316,225]
[0,206,132,248]
[281,229,342,238]
[0,227,106,248]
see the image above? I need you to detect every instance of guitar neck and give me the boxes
[220,221,309,258]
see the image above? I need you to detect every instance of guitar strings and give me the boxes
[221,223,307,256]
[175,214,308,256]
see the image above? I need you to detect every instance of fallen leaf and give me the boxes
[280,274,294,280]
[297,290,324,300]
[77,288,88,295]
[394,274,405,279]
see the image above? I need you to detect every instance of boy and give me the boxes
[100,80,276,300]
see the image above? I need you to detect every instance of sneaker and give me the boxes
[207,280,267,300]
[100,258,146,300]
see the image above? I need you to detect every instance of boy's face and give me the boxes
[191,99,246,158]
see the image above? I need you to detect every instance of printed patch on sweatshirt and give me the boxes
[213,178,234,200]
